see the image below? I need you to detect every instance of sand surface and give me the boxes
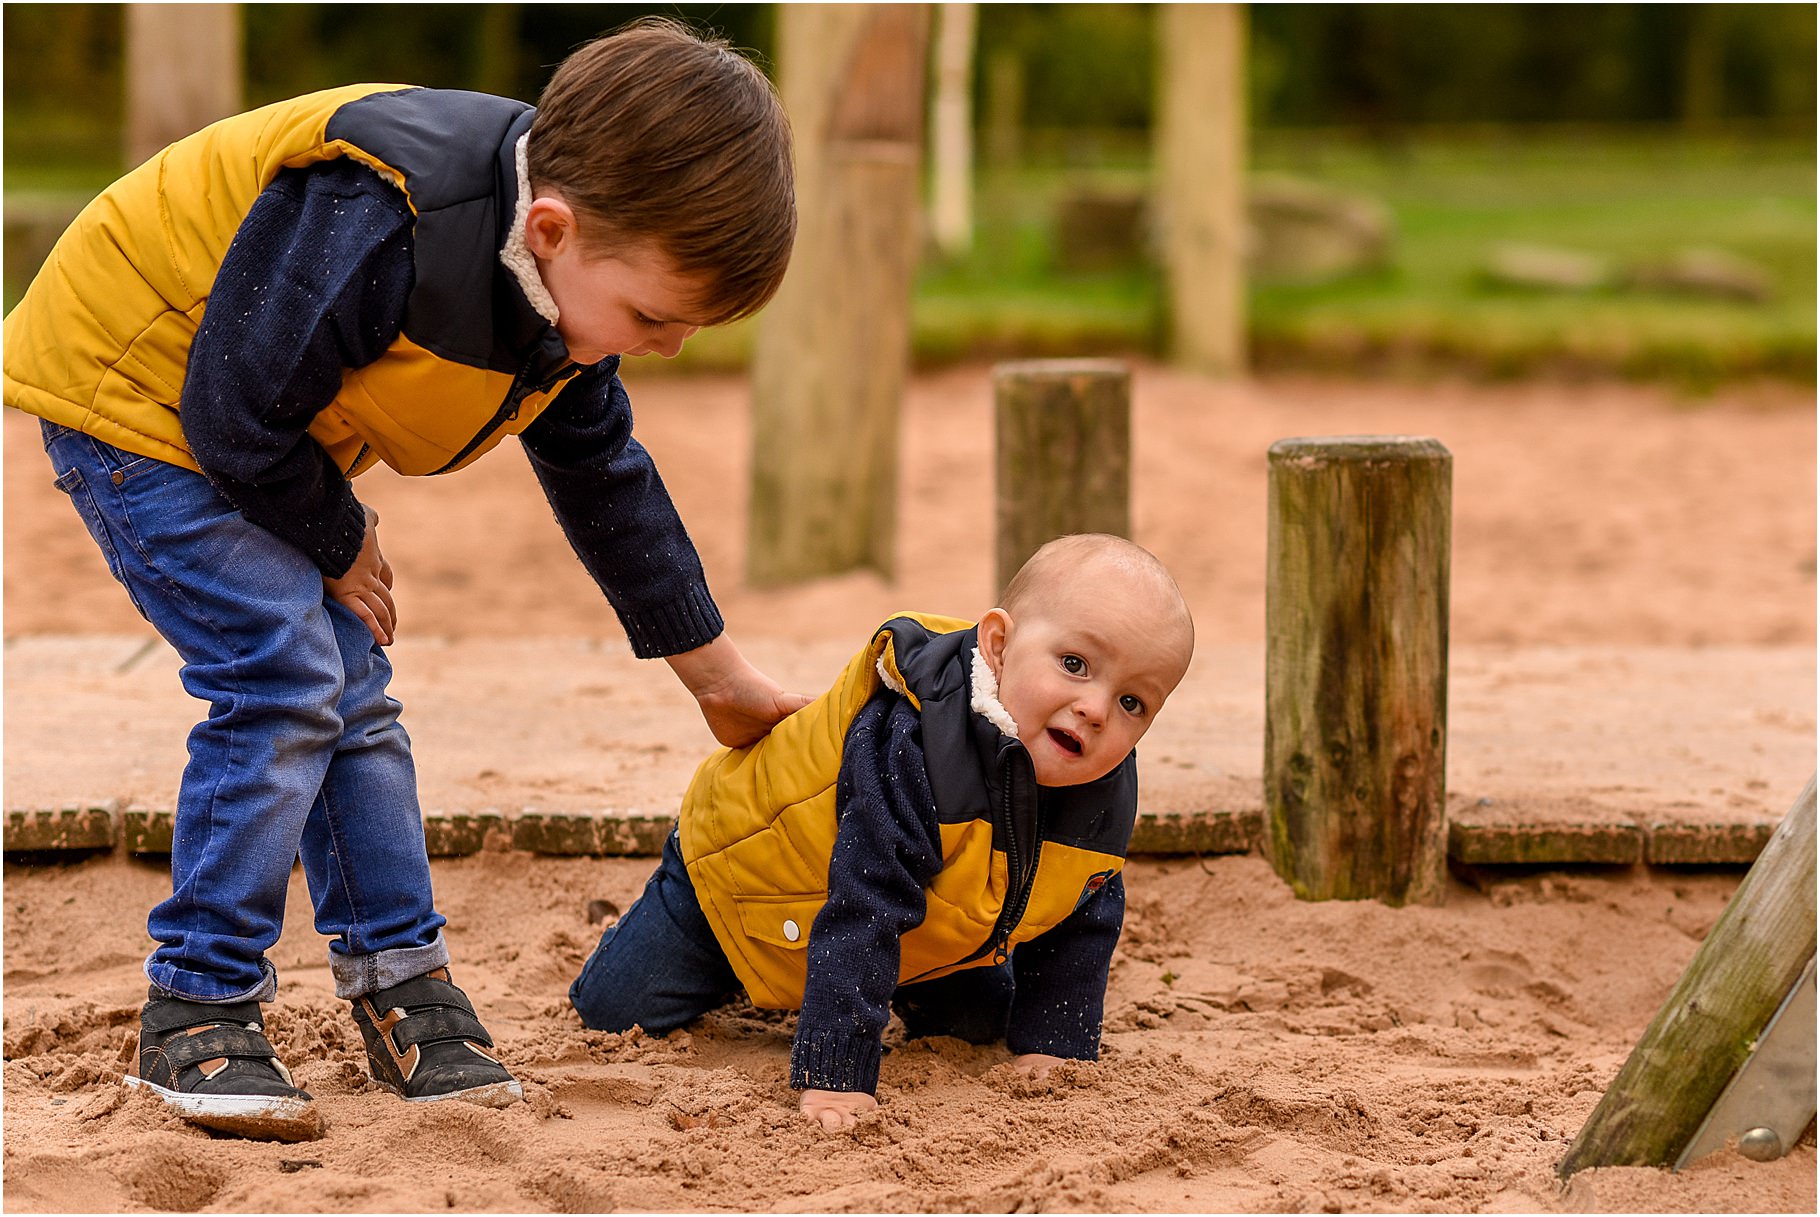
[3,365,1816,1212]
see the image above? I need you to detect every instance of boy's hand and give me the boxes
[665,635,814,747]
[1010,1053,1068,1081]
[799,1088,877,1131]
[324,504,396,646]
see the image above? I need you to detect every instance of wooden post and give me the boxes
[1264,437,1451,906]
[928,2,977,257]
[748,5,931,586]
[1559,777,1818,1177]
[125,4,243,169]
[1155,3,1247,377]
[993,360,1131,598]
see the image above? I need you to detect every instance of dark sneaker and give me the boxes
[125,988,322,1141]
[350,967,521,1107]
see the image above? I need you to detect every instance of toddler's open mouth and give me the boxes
[1047,727,1083,755]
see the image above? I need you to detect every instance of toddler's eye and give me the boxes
[1060,654,1086,675]
[633,312,667,330]
[1120,694,1145,715]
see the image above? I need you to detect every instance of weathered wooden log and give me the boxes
[992,360,1132,597]
[1264,436,1452,905]
[1559,776,1817,1177]
[748,5,930,586]
[125,4,242,168]
[1155,3,1248,376]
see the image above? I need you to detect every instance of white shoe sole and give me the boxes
[374,1075,524,1108]
[124,1074,324,1141]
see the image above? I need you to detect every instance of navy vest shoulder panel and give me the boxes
[325,88,556,375]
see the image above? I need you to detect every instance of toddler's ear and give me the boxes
[523,195,579,259]
[976,608,1012,678]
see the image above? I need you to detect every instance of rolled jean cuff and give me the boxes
[329,930,450,1000]
[146,956,278,1004]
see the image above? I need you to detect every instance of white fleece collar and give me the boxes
[498,134,561,326]
[968,647,1020,739]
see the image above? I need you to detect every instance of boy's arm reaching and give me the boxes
[1004,872,1126,1064]
[792,692,943,1126]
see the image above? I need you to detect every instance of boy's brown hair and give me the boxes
[530,18,795,326]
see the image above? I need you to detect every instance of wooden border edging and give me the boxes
[3,803,1780,866]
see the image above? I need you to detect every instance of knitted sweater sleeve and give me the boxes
[790,692,944,1094]
[1005,871,1125,1060]
[518,368,723,658]
[181,159,412,577]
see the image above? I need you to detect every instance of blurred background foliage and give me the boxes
[4,3,1814,384]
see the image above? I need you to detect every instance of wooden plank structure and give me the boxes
[747,4,930,586]
[992,360,1132,597]
[1558,776,1817,1176]
[1264,436,1452,906]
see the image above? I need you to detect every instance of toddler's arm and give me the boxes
[1004,872,1126,1067]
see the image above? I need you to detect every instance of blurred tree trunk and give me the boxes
[928,2,977,257]
[982,49,1023,172]
[472,4,522,99]
[125,4,242,167]
[1156,3,1247,378]
[748,5,931,586]
[1680,5,1724,130]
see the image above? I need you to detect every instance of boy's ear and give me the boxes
[523,195,578,260]
[976,608,1012,678]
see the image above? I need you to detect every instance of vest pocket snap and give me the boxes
[733,895,824,950]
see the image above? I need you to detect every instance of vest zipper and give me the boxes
[429,360,575,476]
[910,755,1043,980]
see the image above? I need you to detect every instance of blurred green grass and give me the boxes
[7,124,1814,384]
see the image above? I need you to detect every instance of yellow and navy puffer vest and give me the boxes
[3,85,580,478]
[681,613,1140,1010]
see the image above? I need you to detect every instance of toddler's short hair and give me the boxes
[530,18,795,325]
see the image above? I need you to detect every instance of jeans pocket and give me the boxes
[48,464,151,620]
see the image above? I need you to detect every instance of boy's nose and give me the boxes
[656,326,701,360]
[1074,692,1107,727]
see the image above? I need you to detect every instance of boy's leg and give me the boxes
[570,828,742,1033]
[891,960,1015,1044]
[40,422,330,1134]
[295,604,518,1105]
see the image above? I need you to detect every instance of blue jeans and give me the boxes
[570,829,1014,1043]
[41,421,448,1002]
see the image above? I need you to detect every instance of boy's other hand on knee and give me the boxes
[324,504,397,646]
[666,635,814,747]
[799,1088,876,1131]
[1011,1052,1068,1081]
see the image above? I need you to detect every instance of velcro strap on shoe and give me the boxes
[141,997,264,1035]
[160,1025,278,1072]
[390,1007,494,1051]
[372,976,476,1018]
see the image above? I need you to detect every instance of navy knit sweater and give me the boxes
[789,691,1127,1094]
[181,158,722,659]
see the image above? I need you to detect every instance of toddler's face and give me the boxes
[980,582,1189,787]
[526,198,705,363]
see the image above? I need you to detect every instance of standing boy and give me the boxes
[3,19,805,1138]
[571,535,1196,1129]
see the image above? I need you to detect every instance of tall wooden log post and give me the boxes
[1156,3,1247,377]
[1559,777,1817,1176]
[1265,437,1452,906]
[928,3,977,258]
[125,4,243,168]
[748,5,932,586]
[993,361,1131,598]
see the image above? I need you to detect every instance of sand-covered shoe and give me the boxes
[350,967,522,1107]
[125,988,322,1141]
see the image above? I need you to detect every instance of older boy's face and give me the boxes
[526,199,706,363]
[981,578,1190,787]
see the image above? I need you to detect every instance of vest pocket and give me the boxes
[733,894,826,951]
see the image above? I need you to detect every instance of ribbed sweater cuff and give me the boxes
[616,584,725,659]
[315,502,371,578]
[789,1024,884,1094]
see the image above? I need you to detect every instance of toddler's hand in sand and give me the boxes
[666,635,814,747]
[323,503,396,646]
[1010,1053,1067,1081]
[799,1088,876,1131]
